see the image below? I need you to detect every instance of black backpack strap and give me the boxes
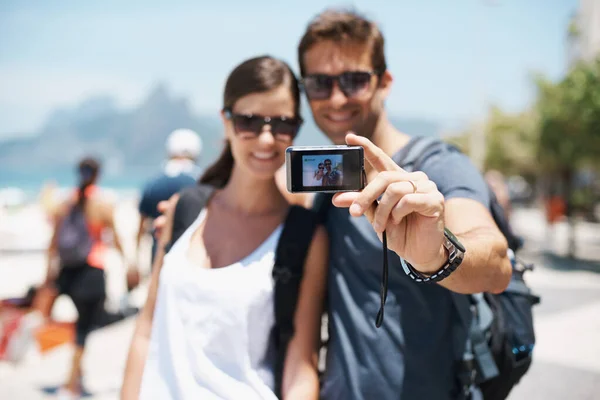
[272,206,319,399]
[312,193,334,224]
[166,184,215,253]
[451,292,500,399]
[487,186,523,252]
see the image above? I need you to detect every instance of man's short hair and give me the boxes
[298,8,387,77]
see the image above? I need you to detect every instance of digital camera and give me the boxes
[285,145,366,193]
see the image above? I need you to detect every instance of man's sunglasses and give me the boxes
[301,70,380,100]
[224,109,303,140]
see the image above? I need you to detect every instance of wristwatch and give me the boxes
[402,227,466,283]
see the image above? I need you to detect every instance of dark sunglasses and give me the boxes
[301,70,380,100]
[224,109,302,139]
[318,166,324,170]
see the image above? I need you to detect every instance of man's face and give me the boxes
[302,40,392,144]
[324,159,332,172]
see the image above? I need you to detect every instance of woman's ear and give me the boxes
[221,110,234,140]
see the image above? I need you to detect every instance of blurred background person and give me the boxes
[136,129,203,268]
[45,157,139,399]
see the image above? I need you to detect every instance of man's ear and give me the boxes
[377,70,393,98]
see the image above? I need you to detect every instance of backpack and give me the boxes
[56,204,93,268]
[395,136,541,400]
[166,184,319,399]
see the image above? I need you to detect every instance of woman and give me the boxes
[45,158,138,399]
[121,56,328,400]
[312,163,325,186]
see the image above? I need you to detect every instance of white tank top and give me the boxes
[139,208,283,400]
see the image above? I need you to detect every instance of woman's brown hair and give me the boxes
[199,56,301,188]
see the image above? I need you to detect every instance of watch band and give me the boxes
[402,229,465,283]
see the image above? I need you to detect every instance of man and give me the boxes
[137,129,202,266]
[322,158,342,186]
[291,9,512,400]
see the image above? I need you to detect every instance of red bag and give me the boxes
[0,286,74,361]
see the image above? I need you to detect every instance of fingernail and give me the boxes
[350,203,363,215]
[374,222,382,232]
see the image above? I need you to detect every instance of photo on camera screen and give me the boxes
[302,154,344,187]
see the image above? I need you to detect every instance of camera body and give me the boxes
[285,145,365,193]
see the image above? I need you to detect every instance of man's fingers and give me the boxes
[153,215,166,239]
[332,192,376,223]
[157,193,180,214]
[391,191,445,224]
[157,200,170,213]
[345,133,402,173]
[373,181,418,232]
[332,192,358,208]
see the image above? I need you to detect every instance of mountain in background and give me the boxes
[0,84,443,188]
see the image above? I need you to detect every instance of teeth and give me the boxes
[328,112,353,122]
[253,152,276,160]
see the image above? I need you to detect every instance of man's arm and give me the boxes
[436,198,511,294]
[333,134,511,295]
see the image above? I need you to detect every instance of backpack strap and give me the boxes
[392,136,447,171]
[166,184,215,253]
[272,206,319,399]
[487,186,523,252]
[312,193,334,224]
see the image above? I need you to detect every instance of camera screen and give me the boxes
[286,146,364,193]
[302,154,344,188]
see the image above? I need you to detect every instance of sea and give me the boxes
[0,172,146,208]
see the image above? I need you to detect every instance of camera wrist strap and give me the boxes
[375,230,388,328]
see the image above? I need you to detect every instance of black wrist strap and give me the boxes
[402,252,461,283]
[375,231,388,328]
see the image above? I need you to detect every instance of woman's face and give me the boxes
[223,84,300,181]
[316,163,324,178]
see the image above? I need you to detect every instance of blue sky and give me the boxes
[0,0,577,138]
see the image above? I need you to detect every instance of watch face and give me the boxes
[444,227,466,253]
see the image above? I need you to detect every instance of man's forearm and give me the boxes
[436,227,512,294]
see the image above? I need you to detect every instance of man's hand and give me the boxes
[332,133,447,273]
[153,195,179,241]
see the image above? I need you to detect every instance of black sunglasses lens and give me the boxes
[339,72,372,97]
[304,75,333,100]
[271,119,300,138]
[233,115,262,135]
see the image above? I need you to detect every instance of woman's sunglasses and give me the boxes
[224,109,303,140]
[300,70,380,100]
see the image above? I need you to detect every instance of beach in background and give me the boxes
[0,185,152,325]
